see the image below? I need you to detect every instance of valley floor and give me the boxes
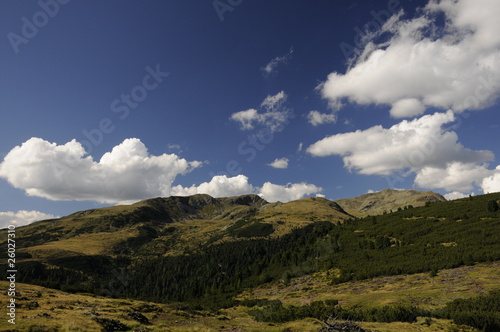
[2,261,499,331]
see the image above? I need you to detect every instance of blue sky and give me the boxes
[1,0,500,227]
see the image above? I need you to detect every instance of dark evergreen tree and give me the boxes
[487,200,499,212]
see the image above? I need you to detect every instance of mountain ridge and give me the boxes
[3,189,446,260]
[15,189,446,232]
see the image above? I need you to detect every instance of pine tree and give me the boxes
[487,200,499,212]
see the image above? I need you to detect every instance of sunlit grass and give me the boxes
[22,228,139,258]
[240,261,500,310]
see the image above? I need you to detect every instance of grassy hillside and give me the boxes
[1,190,499,331]
[1,194,354,262]
[0,190,441,261]
[336,189,446,217]
[242,261,500,310]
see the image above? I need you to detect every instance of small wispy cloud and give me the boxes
[262,47,294,76]
[268,157,289,169]
[230,91,293,132]
[307,110,336,126]
[261,91,287,111]
[167,144,181,150]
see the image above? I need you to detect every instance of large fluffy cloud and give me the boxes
[414,162,492,192]
[443,191,471,201]
[0,138,322,205]
[171,175,254,198]
[230,91,293,132]
[321,0,500,117]
[0,138,201,204]
[481,166,500,193]
[171,174,322,202]
[307,111,498,193]
[259,182,323,203]
[307,111,492,176]
[0,210,58,229]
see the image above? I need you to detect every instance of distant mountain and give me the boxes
[335,189,446,217]
[5,190,446,260]
[7,193,355,260]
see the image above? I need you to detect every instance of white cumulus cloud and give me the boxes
[171,174,254,198]
[414,162,492,192]
[307,110,336,126]
[0,137,202,204]
[444,191,471,201]
[259,182,323,202]
[307,111,498,193]
[390,99,426,118]
[321,0,500,117]
[172,175,321,203]
[0,210,58,229]
[268,158,289,169]
[307,111,493,175]
[481,166,500,193]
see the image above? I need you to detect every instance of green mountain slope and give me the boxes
[335,188,446,217]
[2,189,442,259]
[1,190,499,331]
[3,194,353,260]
